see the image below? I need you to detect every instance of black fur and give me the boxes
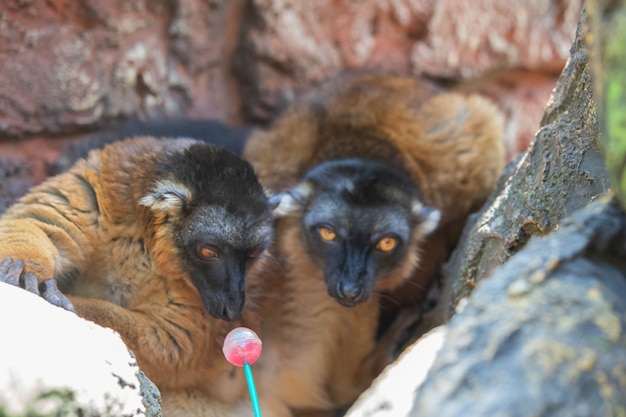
[159,144,268,218]
[303,158,420,207]
[53,118,251,175]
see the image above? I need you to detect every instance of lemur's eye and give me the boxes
[249,250,261,259]
[319,227,337,241]
[376,237,397,253]
[197,246,218,260]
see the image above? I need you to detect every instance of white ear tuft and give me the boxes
[273,182,313,218]
[140,180,192,213]
[412,200,441,236]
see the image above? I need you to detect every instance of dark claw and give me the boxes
[0,257,12,271]
[0,257,76,314]
[39,279,76,314]
[22,271,40,294]
[0,257,24,287]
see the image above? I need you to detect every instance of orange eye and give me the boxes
[198,246,218,259]
[319,227,337,241]
[376,237,397,252]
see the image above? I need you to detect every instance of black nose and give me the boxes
[336,281,365,306]
[207,297,244,321]
[221,304,242,321]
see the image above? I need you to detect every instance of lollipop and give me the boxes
[223,327,263,366]
[223,327,263,417]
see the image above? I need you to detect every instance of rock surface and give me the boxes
[0,282,161,417]
[346,197,626,417]
[444,11,610,313]
[0,0,245,137]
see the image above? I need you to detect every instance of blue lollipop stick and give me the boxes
[244,362,262,417]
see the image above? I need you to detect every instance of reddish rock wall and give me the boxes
[0,0,244,137]
[0,0,583,193]
[234,0,582,159]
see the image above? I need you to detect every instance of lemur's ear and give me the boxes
[140,180,191,217]
[411,199,441,237]
[271,181,313,218]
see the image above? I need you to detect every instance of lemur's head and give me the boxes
[141,143,274,321]
[273,158,440,307]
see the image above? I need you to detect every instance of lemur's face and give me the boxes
[274,158,440,306]
[180,205,273,321]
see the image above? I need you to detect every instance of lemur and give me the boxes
[0,136,279,416]
[241,70,506,416]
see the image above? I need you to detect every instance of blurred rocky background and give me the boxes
[0,0,582,207]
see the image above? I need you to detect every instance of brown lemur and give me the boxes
[0,136,278,415]
[240,70,506,416]
[0,70,505,417]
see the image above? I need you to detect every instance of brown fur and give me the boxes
[241,71,506,415]
[0,136,278,416]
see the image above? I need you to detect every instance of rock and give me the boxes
[0,282,161,417]
[412,0,582,78]
[444,9,611,313]
[346,197,626,417]
[0,0,244,138]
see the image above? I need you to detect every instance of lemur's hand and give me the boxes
[0,257,76,314]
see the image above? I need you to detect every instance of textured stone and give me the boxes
[347,198,626,417]
[0,0,244,138]
[412,0,582,78]
[445,13,610,312]
[0,282,161,417]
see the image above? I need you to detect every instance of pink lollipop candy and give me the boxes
[222,327,263,367]
[223,327,264,417]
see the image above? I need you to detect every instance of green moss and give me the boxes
[0,389,80,417]
[598,7,626,209]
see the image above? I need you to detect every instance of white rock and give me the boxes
[0,282,151,416]
[345,326,448,417]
